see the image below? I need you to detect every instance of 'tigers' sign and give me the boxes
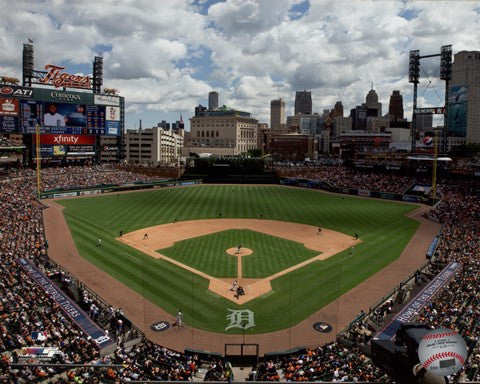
[39,64,91,89]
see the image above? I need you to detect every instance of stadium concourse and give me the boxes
[0,163,478,382]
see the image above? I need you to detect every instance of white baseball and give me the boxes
[418,327,467,376]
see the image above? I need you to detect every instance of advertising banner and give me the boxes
[448,86,468,138]
[105,121,120,135]
[17,258,113,349]
[94,94,120,106]
[0,97,19,116]
[0,85,33,98]
[34,134,95,145]
[0,116,18,133]
[105,106,120,121]
[374,262,461,340]
[33,88,94,104]
[358,189,371,197]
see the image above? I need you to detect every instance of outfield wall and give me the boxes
[40,179,202,199]
[279,177,433,204]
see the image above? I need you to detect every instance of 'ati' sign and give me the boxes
[39,64,91,89]
[35,134,96,145]
[0,86,33,98]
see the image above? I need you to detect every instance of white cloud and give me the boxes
[0,0,479,129]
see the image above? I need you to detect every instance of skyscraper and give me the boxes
[208,91,219,110]
[270,98,285,130]
[449,51,480,142]
[333,101,344,118]
[294,90,312,115]
[365,88,382,117]
[388,90,404,122]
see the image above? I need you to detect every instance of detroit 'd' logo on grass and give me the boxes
[418,327,467,376]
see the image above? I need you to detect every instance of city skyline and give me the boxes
[1,0,479,130]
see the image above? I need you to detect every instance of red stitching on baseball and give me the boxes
[422,351,465,369]
[423,331,457,340]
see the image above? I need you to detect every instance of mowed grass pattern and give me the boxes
[159,229,319,278]
[58,185,420,333]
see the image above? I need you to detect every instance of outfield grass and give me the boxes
[57,185,420,333]
[159,229,319,278]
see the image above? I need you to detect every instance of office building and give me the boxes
[333,101,344,118]
[208,91,219,110]
[365,88,382,117]
[449,50,480,142]
[185,107,258,156]
[270,98,286,130]
[294,90,312,115]
[287,113,322,134]
[125,127,183,166]
[388,90,404,122]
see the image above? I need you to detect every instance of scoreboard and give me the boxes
[0,87,122,135]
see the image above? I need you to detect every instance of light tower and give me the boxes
[439,45,452,153]
[409,46,452,153]
[409,50,420,152]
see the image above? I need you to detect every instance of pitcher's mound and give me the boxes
[226,247,253,256]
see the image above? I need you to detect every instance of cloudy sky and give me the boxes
[1,0,479,130]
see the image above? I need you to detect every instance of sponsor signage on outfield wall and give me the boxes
[358,189,371,197]
[40,180,203,199]
[17,258,113,349]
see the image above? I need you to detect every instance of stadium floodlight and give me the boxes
[22,43,34,86]
[409,50,420,84]
[440,45,452,81]
[93,56,103,94]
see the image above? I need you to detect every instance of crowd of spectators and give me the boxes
[1,162,480,383]
[275,164,421,194]
[0,166,200,383]
[256,172,480,382]
[2,164,161,192]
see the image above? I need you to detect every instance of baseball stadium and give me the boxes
[1,44,480,384]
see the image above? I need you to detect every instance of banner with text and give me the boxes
[373,261,461,340]
[17,258,113,349]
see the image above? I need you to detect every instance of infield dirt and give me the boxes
[118,219,360,304]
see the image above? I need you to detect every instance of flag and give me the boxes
[28,38,34,44]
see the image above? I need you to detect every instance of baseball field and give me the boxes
[56,184,419,334]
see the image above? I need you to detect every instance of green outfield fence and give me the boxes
[39,179,203,199]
